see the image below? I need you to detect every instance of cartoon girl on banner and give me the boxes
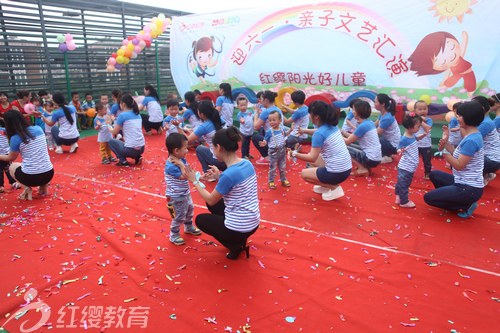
[188,36,224,86]
[409,31,476,96]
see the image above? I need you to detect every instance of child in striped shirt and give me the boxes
[165,133,201,245]
[395,113,431,208]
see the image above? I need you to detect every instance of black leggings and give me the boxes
[196,199,258,252]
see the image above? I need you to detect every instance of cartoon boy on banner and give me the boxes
[188,36,224,86]
[409,31,476,96]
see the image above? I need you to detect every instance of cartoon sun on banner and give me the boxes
[429,0,478,23]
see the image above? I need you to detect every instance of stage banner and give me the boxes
[170,0,499,104]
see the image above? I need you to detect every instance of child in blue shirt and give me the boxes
[281,90,309,151]
[165,133,201,245]
[0,127,17,192]
[31,96,45,131]
[163,99,185,138]
[42,100,55,150]
[94,102,117,164]
[259,110,290,189]
[447,102,463,168]
[414,100,433,179]
[341,98,360,134]
[395,113,431,208]
[237,97,254,159]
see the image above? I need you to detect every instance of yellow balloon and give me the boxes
[139,30,144,34]
[117,49,125,57]
[151,31,158,39]
[156,29,163,36]
[116,56,124,64]
[127,43,134,51]
[419,94,431,105]
[156,20,163,28]
[123,57,130,65]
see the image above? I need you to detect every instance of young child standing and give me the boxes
[163,99,185,138]
[165,133,201,245]
[281,90,309,151]
[94,102,117,164]
[216,83,234,126]
[43,100,55,150]
[31,96,45,130]
[237,97,254,159]
[0,126,17,192]
[395,113,431,208]
[259,110,290,189]
[100,94,111,114]
[414,100,433,179]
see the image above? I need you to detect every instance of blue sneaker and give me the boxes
[169,235,185,246]
[184,226,202,236]
[457,202,478,219]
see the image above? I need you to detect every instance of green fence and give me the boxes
[0,0,189,101]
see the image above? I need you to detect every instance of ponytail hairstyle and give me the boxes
[121,93,139,115]
[308,100,340,126]
[198,99,222,130]
[401,112,423,130]
[111,88,122,106]
[53,92,74,125]
[488,93,500,106]
[44,99,55,109]
[262,90,278,104]
[184,91,200,120]
[144,84,160,103]
[376,93,396,115]
[3,109,34,143]
[16,90,30,100]
[472,95,490,114]
[212,126,241,152]
[219,83,233,102]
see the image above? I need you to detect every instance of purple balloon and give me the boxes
[115,63,123,70]
[58,43,67,52]
[132,38,139,45]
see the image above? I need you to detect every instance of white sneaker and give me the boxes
[381,156,393,163]
[70,142,79,153]
[55,146,63,154]
[116,133,123,140]
[484,173,497,186]
[313,185,330,194]
[322,186,344,201]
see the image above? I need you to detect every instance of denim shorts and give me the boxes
[348,146,381,169]
[316,168,351,185]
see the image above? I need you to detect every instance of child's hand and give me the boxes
[239,117,245,124]
[170,119,180,127]
[259,140,267,147]
[398,147,408,154]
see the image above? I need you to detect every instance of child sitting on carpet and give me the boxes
[395,113,431,208]
[165,132,201,245]
[163,99,185,138]
[94,102,117,164]
[259,110,290,189]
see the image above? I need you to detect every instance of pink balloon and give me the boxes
[122,39,129,46]
[138,40,146,48]
[134,45,141,53]
[67,41,76,51]
[143,25,151,33]
[24,103,35,114]
[136,33,144,41]
[65,33,73,42]
[108,57,116,65]
[143,33,151,41]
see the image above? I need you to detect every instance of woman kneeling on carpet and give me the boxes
[184,126,260,260]
[290,100,352,201]
[423,102,484,218]
[0,110,54,200]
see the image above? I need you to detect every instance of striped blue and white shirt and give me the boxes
[378,112,401,148]
[215,160,260,232]
[182,108,203,130]
[416,117,433,148]
[453,132,484,188]
[478,117,500,162]
[141,96,163,123]
[164,159,190,197]
[259,106,283,132]
[312,124,351,173]
[449,117,462,146]
[353,119,382,162]
[237,110,254,136]
[10,126,53,174]
[115,111,145,148]
[290,106,310,139]
[494,116,500,135]
[94,116,112,143]
[216,96,234,126]
[264,127,286,149]
[397,135,419,172]
[341,109,358,132]
[194,119,218,157]
[163,115,185,137]
[51,106,79,139]
[0,128,9,155]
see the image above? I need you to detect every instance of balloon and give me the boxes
[108,57,116,65]
[127,36,133,41]
[152,17,158,23]
[156,28,162,35]
[122,39,129,46]
[116,56,124,64]
[67,41,76,51]
[132,38,139,45]
[134,45,141,53]
[126,43,134,51]
[138,40,146,48]
[150,31,158,39]
[65,33,73,42]
[149,23,157,31]
[107,65,115,73]
[406,100,416,112]
[58,43,68,52]
[115,63,123,70]
[419,94,431,105]
[124,49,132,58]
[120,45,127,51]
[117,49,125,57]
[123,57,130,65]
[136,33,144,41]
[143,25,151,33]
[447,98,460,111]
[158,13,166,20]
[143,33,151,41]
[131,51,138,59]
[111,53,117,58]
[57,34,65,43]
[145,40,151,48]
[445,111,455,122]
[24,103,35,114]
[155,20,163,29]
[86,108,96,117]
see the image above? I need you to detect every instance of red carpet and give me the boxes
[1,134,499,332]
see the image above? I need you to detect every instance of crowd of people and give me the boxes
[1,85,499,260]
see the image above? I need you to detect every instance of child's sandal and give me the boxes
[268,182,276,189]
[281,180,291,187]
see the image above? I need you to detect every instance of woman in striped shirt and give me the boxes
[424,102,485,218]
[184,126,260,260]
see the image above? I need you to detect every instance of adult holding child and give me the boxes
[423,102,484,219]
[374,93,401,163]
[38,92,79,154]
[139,85,164,135]
[0,110,54,200]
[184,126,260,260]
[290,100,351,201]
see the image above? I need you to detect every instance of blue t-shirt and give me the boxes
[264,127,286,149]
[216,96,234,126]
[416,117,433,148]
[478,116,500,162]
[110,103,122,117]
[453,132,484,188]
[397,135,419,172]
[449,117,462,146]
[341,109,359,132]
[494,116,500,135]
[10,126,53,174]
[352,119,382,162]
[194,119,219,157]
[182,108,203,129]
[237,110,254,136]
[259,106,283,132]
[141,96,163,123]
[115,111,145,148]
[51,106,79,140]
[311,124,351,173]
[163,115,185,136]
[42,111,54,133]
[164,158,190,197]
[94,116,113,143]
[378,112,401,148]
[215,160,260,232]
[290,106,309,138]
[0,127,9,155]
